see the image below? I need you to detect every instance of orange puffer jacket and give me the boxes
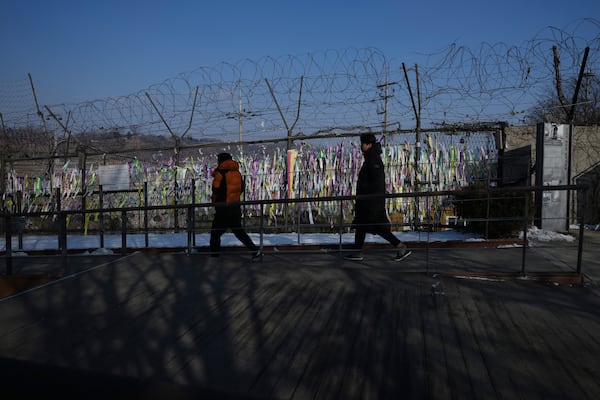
[211,159,244,204]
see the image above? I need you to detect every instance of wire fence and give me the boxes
[2,130,499,231]
[0,20,598,236]
[1,20,598,143]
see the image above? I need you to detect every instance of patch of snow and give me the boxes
[90,248,114,255]
[2,226,576,254]
[497,243,524,249]
[521,225,575,242]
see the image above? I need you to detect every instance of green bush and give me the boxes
[453,184,533,238]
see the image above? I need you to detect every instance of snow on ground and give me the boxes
[521,225,576,243]
[1,225,580,253]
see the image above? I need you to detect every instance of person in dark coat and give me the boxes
[345,133,411,261]
[210,152,261,259]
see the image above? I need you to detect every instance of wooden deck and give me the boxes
[1,243,600,399]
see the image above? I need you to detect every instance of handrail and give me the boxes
[1,184,589,277]
[0,184,587,218]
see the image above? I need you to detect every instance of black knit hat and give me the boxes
[360,133,377,144]
[217,152,232,164]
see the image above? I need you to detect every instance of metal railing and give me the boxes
[1,184,589,277]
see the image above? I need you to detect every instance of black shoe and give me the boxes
[344,253,364,261]
[252,250,262,260]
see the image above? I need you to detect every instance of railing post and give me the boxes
[485,187,490,240]
[521,188,530,275]
[121,209,127,256]
[186,205,193,255]
[174,179,179,233]
[16,190,23,250]
[144,181,149,248]
[58,211,67,255]
[55,186,68,271]
[576,186,585,275]
[191,179,196,247]
[56,188,68,259]
[259,202,264,250]
[5,214,13,275]
[338,198,344,253]
[99,185,104,249]
[296,198,300,245]
[59,210,68,273]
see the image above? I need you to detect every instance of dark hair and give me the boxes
[360,133,377,144]
[217,152,232,164]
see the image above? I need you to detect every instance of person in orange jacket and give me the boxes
[210,152,261,259]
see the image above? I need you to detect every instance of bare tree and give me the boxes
[527,55,598,125]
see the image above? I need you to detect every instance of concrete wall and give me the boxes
[505,124,600,224]
[505,125,600,181]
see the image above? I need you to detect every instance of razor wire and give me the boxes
[1,19,598,146]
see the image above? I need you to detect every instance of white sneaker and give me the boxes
[393,250,412,261]
[344,253,364,261]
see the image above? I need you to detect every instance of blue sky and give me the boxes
[1,0,598,106]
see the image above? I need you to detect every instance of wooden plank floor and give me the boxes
[1,250,600,399]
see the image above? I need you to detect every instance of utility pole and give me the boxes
[226,82,262,153]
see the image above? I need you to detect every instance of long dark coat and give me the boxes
[352,142,391,232]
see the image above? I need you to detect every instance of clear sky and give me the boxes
[1,0,598,106]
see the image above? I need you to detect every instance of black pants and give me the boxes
[354,222,401,249]
[210,206,258,254]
